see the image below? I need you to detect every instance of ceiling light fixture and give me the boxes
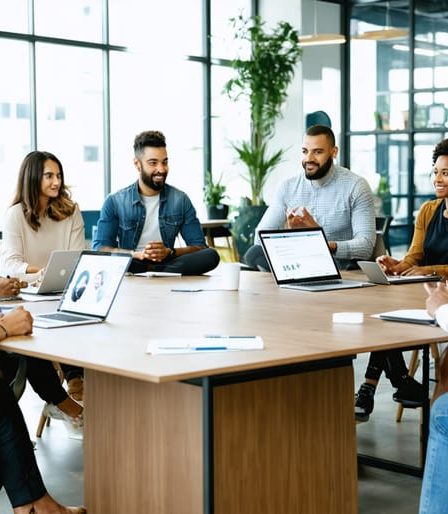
[353,1,409,41]
[299,33,346,47]
[298,0,346,47]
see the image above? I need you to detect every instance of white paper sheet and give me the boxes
[146,336,264,355]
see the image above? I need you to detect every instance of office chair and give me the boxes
[81,210,101,243]
[305,110,332,129]
[375,215,393,255]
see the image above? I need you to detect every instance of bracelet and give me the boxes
[0,324,8,340]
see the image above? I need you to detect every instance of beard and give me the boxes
[303,156,333,181]
[140,169,166,191]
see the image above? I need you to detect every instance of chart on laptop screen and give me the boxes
[262,231,338,281]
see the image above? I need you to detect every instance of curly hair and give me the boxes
[12,151,76,231]
[133,130,166,157]
[432,138,448,164]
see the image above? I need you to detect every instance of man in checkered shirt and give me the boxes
[244,124,376,271]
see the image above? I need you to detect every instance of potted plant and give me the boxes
[203,171,229,219]
[224,14,302,256]
[377,175,392,217]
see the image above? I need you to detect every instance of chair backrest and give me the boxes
[305,110,332,129]
[374,215,393,257]
[371,232,388,260]
[81,210,101,241]
[375,215,392,234]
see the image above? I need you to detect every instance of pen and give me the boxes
[156,345,228,351]
[192,346,228,351]
[205,335,257,339]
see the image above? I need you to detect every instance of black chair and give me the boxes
[374,215,393,256]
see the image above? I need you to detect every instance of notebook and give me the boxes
[33,251,131,328]
[358,260,441,285]
[21,250,81,295]
[375,309,437,325]
[258,228,372,291]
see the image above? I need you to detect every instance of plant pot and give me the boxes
[232,204,268,259]
[206,204,229,220]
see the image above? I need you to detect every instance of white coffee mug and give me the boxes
[223,262,240,290]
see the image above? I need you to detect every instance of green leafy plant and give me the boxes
[203,171,227,206]
[224,14,302,205]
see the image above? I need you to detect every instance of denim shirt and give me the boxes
[93,181,206,251]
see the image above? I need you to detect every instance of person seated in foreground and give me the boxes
[93,130,220,275]
[0,308,86,514]
[419,282,448,514]
[356,138,448,422]
[243,124,376,271]
[0,277,83,433]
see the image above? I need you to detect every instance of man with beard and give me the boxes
[244,124,376,271]
[93,130,219,275]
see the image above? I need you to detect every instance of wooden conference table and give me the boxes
[1,270,446,514]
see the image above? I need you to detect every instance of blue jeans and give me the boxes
[419,392,448,513]
[128,247,220,276]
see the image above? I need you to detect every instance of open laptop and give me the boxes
[21,250,81,295]
[358,260,441,285]
[33,251,131,328]
[258,228,372,291]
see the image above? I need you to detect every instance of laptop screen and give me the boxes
[259,228,341,284]
[58,251,131,318]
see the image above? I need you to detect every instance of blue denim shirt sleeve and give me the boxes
[92,194,121,250]
[159,186,206,248]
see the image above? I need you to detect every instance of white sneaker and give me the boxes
[43,403,84,438]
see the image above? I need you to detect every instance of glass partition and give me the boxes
[347,0,448,248]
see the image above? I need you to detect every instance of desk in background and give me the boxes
[1,271,443,514]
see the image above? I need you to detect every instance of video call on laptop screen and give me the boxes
[60,253,129,317]
[261,229,339,282]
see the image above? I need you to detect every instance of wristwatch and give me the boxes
[169,248,176,258]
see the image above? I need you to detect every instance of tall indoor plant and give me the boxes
[224,14,302,256]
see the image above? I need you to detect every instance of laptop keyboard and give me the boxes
[39,313,90,322]
[297,279,342,287]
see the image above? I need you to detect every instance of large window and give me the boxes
[0,39,31,211]
[36,43,104,209]
[346,0,448,246]
[0,0,256,228]
[109,52,204,212]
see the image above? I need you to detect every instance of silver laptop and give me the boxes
[258,228,372,291]
[358,260,441,285]
[21,250,81,295]
[33,251,131,328]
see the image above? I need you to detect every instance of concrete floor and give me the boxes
[0,351,425,513]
